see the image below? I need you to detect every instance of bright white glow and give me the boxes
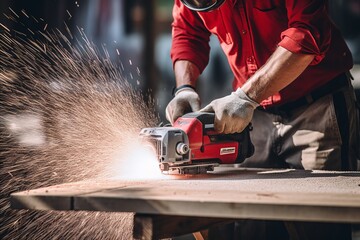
[107,138,164,179]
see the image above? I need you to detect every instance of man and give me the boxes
[166,0,359,239]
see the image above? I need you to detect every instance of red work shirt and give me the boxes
[170,0,353,107]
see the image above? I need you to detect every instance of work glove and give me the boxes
[200,88,259,134]
[166,87,200,125]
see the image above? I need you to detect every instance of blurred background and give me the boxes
[0,1,359,240]
[0,0,359,122]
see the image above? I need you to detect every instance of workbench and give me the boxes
[10,167,360,239]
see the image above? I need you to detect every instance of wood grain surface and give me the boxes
[10,167,360,223]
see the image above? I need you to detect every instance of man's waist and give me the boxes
[261,73,350,113]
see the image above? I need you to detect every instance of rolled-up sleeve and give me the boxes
[170,0,211,73]
[278,1,332,65]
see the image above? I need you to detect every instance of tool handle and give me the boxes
[208,125,254,162]
[181,112,215,125]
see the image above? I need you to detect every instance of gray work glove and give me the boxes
[166,87,201,124]
[200,88,259,134]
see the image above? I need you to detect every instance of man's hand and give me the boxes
[166,87,201,124]
[200,88,259,134]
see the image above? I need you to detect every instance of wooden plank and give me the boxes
[73,191,360,223]
[10,168,360,223]
[11,194,72,211]
[11,180,129,210]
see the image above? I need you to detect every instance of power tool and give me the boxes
[139,112,254,174]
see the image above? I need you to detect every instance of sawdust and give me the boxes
[0,10,158,240]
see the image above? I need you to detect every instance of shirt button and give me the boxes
[242,30,247,35]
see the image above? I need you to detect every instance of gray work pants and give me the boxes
[241,79,359,171]
[210,77,359,240]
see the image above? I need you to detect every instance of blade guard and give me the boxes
[139,127,191,170]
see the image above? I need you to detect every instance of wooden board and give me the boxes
[10,167,360,223]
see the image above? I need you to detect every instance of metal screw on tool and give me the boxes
[176,142,189,155]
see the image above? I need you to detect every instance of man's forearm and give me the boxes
[174,60,200,88]
[241,46,315,103]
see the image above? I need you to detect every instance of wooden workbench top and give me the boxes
[10,167,360,223]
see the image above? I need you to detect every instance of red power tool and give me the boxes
[140,112,254,174]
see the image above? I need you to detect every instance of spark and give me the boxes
[27,28,35,35]
[8,7,19,18]
[63,22,73,39]
[13,29,26,37]
[66,10,72,20]
[0,23,10,32]
[136,67,141,76]
[0,9,159,240]
[21,9,29,18]
[31,15,39,23]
